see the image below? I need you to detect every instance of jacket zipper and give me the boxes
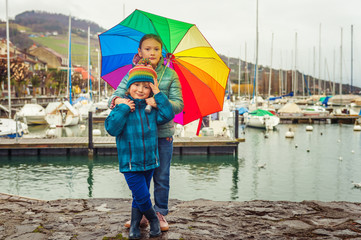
[145,114,150,130]
[154,144,158,165]
[128,142,132,170]
[138,108,146,170]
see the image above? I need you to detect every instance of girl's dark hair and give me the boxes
[139,34,163,49]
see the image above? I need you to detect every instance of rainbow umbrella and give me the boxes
[99,9,230,132]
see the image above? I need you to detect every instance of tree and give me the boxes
[30,74,41,96]
[0,59,7,96]
[45,69,66,96]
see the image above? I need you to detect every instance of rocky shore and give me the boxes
[1,193,361,240]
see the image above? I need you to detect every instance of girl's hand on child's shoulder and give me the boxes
[114,97,127,105]
[116,98,135,112]
[124,100,135,112]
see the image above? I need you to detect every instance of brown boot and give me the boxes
[124,215,149,228]
[156,212,169,232]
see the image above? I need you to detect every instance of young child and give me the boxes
[109,34,183,232]
[105,58,174,239]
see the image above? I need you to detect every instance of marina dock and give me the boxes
[0,136,242,156]
[279,115,361,124]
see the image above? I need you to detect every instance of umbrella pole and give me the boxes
[196,118,202,136]
[157,56,171,86]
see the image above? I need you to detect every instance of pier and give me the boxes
[279,115,361,124]
[0,136,242,156]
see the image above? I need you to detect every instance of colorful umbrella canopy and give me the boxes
[99,9,230,128]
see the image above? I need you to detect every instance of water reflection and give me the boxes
[25,122,107,138]
[230,157,241,200]
[172,154,239,201]
[0,155,106,200]
[87,159,94,198]
[1,124,361,202]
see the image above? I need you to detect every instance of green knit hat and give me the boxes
[126,58,157,89]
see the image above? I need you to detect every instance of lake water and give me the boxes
[1,123,361,202]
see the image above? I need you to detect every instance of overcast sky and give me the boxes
[2,0,361,88]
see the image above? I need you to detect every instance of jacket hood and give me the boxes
[126,95,147,106]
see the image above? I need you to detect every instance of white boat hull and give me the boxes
[45,114,80,127]
[244,114,280,130]
[18,104,47,125]
[24,115,47,125]
[0,118,27,138]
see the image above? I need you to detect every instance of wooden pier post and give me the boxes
[234,110,239,140]
[88,111,94,157]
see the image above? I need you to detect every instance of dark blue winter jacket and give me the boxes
[105,92,174,172]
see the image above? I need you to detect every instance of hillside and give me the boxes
[0,11,104,67]
[14,11,105,36]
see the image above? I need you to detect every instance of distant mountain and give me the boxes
[0,10,105,51]
[14,11,105,35]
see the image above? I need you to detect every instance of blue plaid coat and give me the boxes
[105,92,174,172]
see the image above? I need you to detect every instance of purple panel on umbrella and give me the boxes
[163,58,174,70]
[102,65,132,90]
[174,112,183,125]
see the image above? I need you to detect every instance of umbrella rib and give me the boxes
[175,56,220,60]
[171,27,193,54]
[139,11,170,53]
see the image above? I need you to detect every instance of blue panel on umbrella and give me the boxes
[102,53,134,76]
[99,26,145,56]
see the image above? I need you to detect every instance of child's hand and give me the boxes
[149,77,160,95]
[146,97,157,109]
[147,78,159,108]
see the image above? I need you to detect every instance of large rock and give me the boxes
[1,194,361,239]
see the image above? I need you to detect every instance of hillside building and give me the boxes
[29,45,67,69]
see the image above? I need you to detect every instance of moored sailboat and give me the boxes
[0,118,28,138]
[18,103,47,125]
[243,109,280,130]
[45,101,80,127]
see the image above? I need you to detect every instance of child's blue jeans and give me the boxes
[123,169,154,212]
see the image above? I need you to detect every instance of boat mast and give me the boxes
[291,51,293,95]
[88,26,92,101]
[253,0,259,104]
[97,49,100,101]
[340,27,343,96]
[268,33,274,99]
[245,42,249,98]
[67,14,72,103]
[279,50,283,95]
[333,48,335,96]
[6,0,11,118]
[313,46,316,95]
[294,32,298,97]
[351,25,353,94]
[227,56,231,98]
[283,51,286,93]
[318,24,322,95]
[238,46,241,98]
